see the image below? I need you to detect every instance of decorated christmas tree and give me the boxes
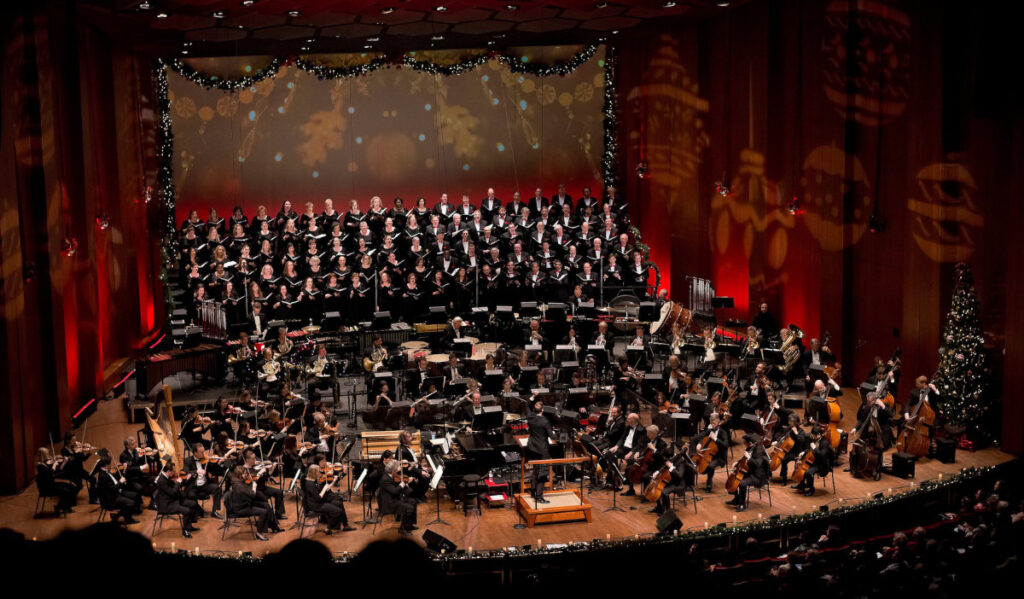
[933,263,990,439]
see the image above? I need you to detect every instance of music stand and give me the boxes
[372,311,392,329]
[427,306,447,324]
[426,464,448,526]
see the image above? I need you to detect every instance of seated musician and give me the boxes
[443,354,464,384]
[95,455,141,524]
[301,464,355,534]
[774,414,809,483]
[183,442,223,519]
[304,412,334,454]
[230,331,254,384]
[807,379,842,427]
[594,405,624,451]
[604,412,642,487]
[460,391,485,425]
[155,463,203,538]
[614,357,640,397]
[274,327,293,358]
[694,412,729,493]
[791,426,835,496]
[446,316,472,346]
[592,321,613,352]
[622,425,669,497]
[380,460,419,535]
[628,325,647,348]
[241,448,286,521]
[396,430,429,501]
[651,445,697,516]
[119,437,155,494]
[228,465,277,541]
[801,337,834,383]
[36,447,79,514]
[725,433,769,512]
[371,381,393,409]
[524,318,547,348]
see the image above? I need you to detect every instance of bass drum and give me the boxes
[609,292,640,333]
[651,301,691,336]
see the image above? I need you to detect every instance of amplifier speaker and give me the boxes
[422,529,457,554]
[891,452,916,479]
[656,509,683,534]
[935,438,957,463]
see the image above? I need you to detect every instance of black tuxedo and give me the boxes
[379,474,418,531]
[229,480,274,532]
[155,472,201,528]
[96,470,140,520]
[526,411,553,498]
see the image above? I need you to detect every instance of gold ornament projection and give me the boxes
[822,0,911,127]
[167,47,605,213]
[800,143,873,252]
[908,160,983,263]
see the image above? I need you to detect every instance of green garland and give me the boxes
[145,464,1000,565]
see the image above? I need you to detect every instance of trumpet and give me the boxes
[739,330,761,359]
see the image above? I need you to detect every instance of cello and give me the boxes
[724,454,750,493]
[643,445,687,502]
[768,434,796,472]
[693,430,721,475]
[625,434,660,485]
[789,445,816,483]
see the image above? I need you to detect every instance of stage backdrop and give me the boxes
[168,46,607,220]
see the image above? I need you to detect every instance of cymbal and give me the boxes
[302,325,322,333]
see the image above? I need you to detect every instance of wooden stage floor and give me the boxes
[0,389,1013,557]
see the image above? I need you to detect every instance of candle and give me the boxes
[468,547,473,554]
[606,533,611,541]
[195,547,199,555]
[537,539,542,547]
[758,513,763,519]
[673,529,679,536]
[732,515,737,523]
[704,521,708,528]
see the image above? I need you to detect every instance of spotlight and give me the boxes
[182,50,189,55]
[595,2,608,8]
[431,34,444,40]
[367,37,380,42]
[240,0,256,6]
[716,1,731,6]
[505,4,519,10]
[787,195,804,215]
[635,161,649,180]
[61,237,78,257]
[300,46,309,51]
[138,1,151,9]
[869,213,886,233]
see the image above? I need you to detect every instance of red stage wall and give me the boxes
[619,0,1024,453]
[0,6,163,492]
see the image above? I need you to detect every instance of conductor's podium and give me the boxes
[515,457,593,527]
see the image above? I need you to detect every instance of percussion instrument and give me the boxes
[426,353,449,376]
[473,342,502,358]
[650,301,691,336]
[400,340,429,351]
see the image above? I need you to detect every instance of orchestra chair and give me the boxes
[370,488,386,534]
[33,485,65,519]
[297,487,328,538]
[816,469,837,494]
[150,487,186,537]
[219,491,259,540]
[750,478,773,508]
[669,482,700,515]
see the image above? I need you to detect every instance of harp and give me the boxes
[143,385,183,470]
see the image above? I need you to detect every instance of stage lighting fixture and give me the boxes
[714,180,731,197]
[138,1,151,9]
[432,35,445,40]
[435,5,448,11]
[156,12,168,18]
[181,50,189,55]
[381,7,395,14]
[595,2,608,7]
[506,4,519,10]
[788,195,804,215]
[664,1,678,7]
[869,213,886,233]
[717,1,732,6]
[241,1,256,6]
[95,213,111,229]
[288,10,300,17]
[61,237,78,257]
[212,11,225,18]
[367,37,380,42]
[635,161,649,180]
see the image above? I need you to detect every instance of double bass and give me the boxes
[895,382,937,457]
[849,398,886,480]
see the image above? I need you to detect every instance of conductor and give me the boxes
[526,400,553,504]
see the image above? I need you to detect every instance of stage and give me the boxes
[0,389,1012,557]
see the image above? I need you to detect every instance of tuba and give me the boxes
[259,360,280,382]
[781,324,803,373]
